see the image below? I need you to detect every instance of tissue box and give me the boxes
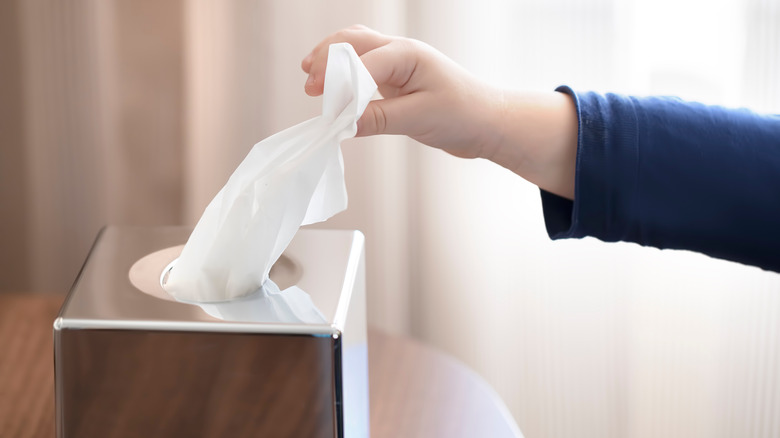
[53,226,369,438]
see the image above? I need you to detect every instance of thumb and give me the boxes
[356,96,417,137]
[356,100,388,137]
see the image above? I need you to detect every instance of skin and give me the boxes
[302,25,578,200]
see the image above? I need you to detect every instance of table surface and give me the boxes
[0,293,522,438]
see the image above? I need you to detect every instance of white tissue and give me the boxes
[195,282,327,324]
[163,43,377,303]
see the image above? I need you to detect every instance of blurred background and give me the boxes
[2,0,779,436]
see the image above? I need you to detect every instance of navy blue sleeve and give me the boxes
[541,86,780,272]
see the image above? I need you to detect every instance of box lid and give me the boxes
[55,226,364,336]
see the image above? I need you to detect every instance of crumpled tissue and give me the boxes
[162,43,376,322]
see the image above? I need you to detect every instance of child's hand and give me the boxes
[302,25,503,160]
[302,25,578,200]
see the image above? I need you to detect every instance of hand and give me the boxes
[302,25,502,160]
[302,25,578,200]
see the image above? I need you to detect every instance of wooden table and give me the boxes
[0,294,522,438]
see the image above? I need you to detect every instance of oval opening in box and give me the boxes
[128,245,303,302]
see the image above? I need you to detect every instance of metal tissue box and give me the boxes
[53,226,369,438]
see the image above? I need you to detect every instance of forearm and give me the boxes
[542,87,780,271]
[485,89,578,200]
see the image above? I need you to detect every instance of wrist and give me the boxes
[487,90,577,200]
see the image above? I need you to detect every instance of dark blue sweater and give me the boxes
[541,86,780,272]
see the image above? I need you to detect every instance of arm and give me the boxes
[303,26,780,271]
[543,87,780,271]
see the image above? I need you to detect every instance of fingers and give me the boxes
[359,40,421,92]
[303,25,393,96]
[302,27,433,138]
[303,25,430,140]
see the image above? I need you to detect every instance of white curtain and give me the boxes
[4,1,780,437]
[406,1,780,437]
